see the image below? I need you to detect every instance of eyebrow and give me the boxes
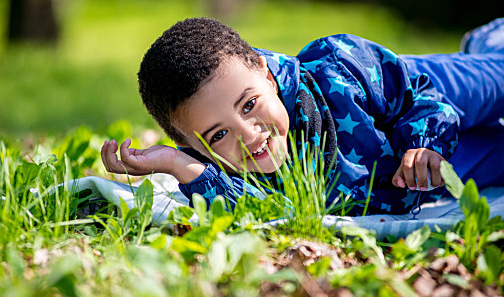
[200,87,254,142]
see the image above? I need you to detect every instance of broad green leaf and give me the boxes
[440,161,464,199]
[168,205,194,225]
[149,234,173,250]
[171,237,207,254]
[17,162,40,185]
[40,163,57,187]
[46,255,82,286]
[226,232,262,271]
[45,256,81,297]
[390,239,414,260]
[459,179,479,219]
[306,257,331,277]
[475,197,490,232]
[444,273,469,289]
[210,215,235,234]
[183,226,212,245]
[487,215,503,229]
[210,231,262,279]
[119,196,131,218]
[208,235,227,280]
[210,195,226,221]
[445,231,461,242]
[486,230,504,243]
[135,179,154,207]
[405,225,431,250]
[341,226,384,263]
[389,278,419,297]
[6,246,25,278]
[84,225,98,237]
[477,244,503,283]
[64,127,92,161]
[341,226,377,248]
[124,207,139,225]
[178,205,196,219]
[107,217,122,239]
[33,153,58,166]
[192,193,208,226]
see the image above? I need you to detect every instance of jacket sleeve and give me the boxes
[177,148,266,209]
[298,34,461,159]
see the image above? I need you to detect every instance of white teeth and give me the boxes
[252,139,268,155]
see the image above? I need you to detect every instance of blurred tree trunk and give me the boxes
[206,0,256,21]
[207,0,241,20]
[8,0,59,44]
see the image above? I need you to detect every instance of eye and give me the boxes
[210,130,227,144]
[243,97,257,114]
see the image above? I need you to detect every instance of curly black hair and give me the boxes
[138,17,261,144]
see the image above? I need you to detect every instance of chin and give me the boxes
[251,154,287,174]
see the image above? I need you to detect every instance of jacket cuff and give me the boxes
[400,135,458,159]
[183,163,219,185]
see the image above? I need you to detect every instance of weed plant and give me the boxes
[0,124,503,296]
[196,130,351,241]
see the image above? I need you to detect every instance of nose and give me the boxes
[236,119,261,145]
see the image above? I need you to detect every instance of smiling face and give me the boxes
[174,56,290,173]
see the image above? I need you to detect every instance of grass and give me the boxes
[0,0,464,137]
[1,124,503,296]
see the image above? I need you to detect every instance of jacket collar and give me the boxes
[253,48,300,127]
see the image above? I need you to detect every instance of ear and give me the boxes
[259,56,279,93]
[259,56,268,73]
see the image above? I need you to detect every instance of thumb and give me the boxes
[120,138,133,161]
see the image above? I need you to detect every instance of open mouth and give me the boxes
[251,136,270,158]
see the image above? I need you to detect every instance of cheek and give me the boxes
[261,98,288,130]
[272,104,289,133]
[213,143,243,162]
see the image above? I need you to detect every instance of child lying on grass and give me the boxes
[101,17,504,214]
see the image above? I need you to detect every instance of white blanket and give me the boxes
[63,174,504,239]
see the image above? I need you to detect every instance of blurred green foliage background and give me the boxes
[0,0,466,139]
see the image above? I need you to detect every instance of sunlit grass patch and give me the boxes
[1,125,504,296]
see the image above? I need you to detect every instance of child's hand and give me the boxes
[101,138,178,176]
[392,148,445,191]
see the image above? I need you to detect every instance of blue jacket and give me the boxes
[179,29,504,214]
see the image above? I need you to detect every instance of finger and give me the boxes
[415,150,429,190]
[119,138,133,164]
[106,140,125,173]
[402,151,416,190]
[392,166,406,188]
[429,155,443,187]
[109,139,119,153]
[101,140,110,171]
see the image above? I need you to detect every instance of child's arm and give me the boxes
[101,138,205,184]
[101,139,264,208]
[298,34,460,191]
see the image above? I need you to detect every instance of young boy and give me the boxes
[101,17,504,214]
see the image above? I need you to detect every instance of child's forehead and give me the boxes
[175,59,256,117]
[213,57,261,79]
[193,58,262,97]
